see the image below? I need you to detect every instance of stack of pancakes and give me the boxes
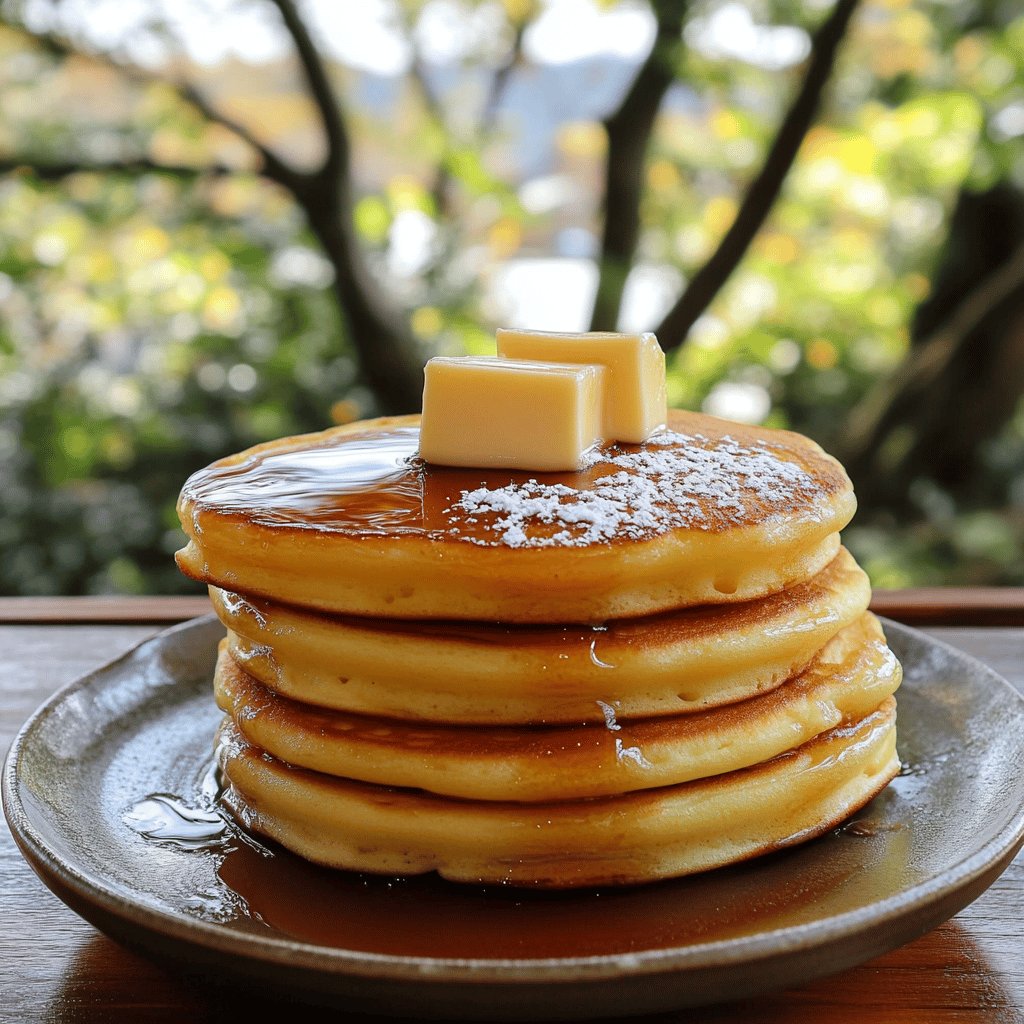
[176,409,900,887]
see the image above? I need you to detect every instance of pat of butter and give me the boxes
[419,356,605,471]
[496,329,666,444]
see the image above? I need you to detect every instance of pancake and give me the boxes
[214,612,900,802]
[177,392,899,888]
[213,547,870,724]
[176,410,855,623]
[216,698,899,888]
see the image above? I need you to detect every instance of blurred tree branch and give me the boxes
[844,244,1024,452]
[836,182,1024,507]
[656,0,862,351]
[0,5,425,413]
[589,0,688,333]
[174,78,305,194]
[265,0,345,183]
[0,14,305,193]
[408,49,454,215]
[480,19,526,130]
[0,157,234,179]
[263,0,425,412]
[404,10,525,221]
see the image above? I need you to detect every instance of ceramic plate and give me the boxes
[4,616,1024,1020]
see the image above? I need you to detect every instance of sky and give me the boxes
[22,0,808,74]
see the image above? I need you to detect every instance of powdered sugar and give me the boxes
[447,430,825,548]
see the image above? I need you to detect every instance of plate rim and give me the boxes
[4,615,1024,987]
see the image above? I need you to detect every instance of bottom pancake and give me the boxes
[216,699,899,888]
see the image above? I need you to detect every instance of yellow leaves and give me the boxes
[756,232,800,265]
[793,92,978,222]
[834,227,871,259]
[208,177,280,219]
[802,126,838,162]
[865,293,903,330]
[806,338,838,370]
[133,225,172,262]
[202,285,242,332]
[704,195,737,236]
[199,249,230,282]
[711,109,742,141]
[837,136,876,177]
[647,158,680,193]
[801,127,876,184]
[953,36,986,81]
[862,103,903,153]
[904,272,930,302]
[894,103,941,140]
[557,121,606,160]
[355,196,391,244]
[857,6,936,78]
[386,175,430,213]
[107,222,171,273]
[501,0,539,25]
[411,305,443,337]
[148,128,201,167]
[84,250,117,285]
[330,399,361,425]
[487,215,522,257]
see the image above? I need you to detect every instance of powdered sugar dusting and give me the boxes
[447,430,826,548]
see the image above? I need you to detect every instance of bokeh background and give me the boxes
[1,0,1023,596]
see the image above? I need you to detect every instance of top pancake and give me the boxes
[177,410,855,623]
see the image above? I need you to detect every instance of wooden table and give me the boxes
[2,594,1023,1024]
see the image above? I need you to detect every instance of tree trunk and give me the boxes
[840,184,1024,509]
[589,2,687,332]
[302,181,426,415]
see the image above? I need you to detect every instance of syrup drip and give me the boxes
[183,428,427,532]
[122,763,228,851]
[122,767,904,956]
[213,835,859,958]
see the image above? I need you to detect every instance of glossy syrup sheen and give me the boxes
[214,828,866,958]
[118,759,895,959]
[184,425,621,541]
[114,753,907,959]
[180,413,841,545]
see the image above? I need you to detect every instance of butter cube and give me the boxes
[496,329,667,444]
[419,356,605,471]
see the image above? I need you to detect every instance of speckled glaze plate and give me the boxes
[4,616,1024,1020]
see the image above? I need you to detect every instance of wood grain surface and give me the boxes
[1,606,1022,1024]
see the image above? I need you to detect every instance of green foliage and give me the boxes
[2,0,1024,593]
[0,170,352,594]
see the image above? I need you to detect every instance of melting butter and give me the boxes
[419,355,605,471]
